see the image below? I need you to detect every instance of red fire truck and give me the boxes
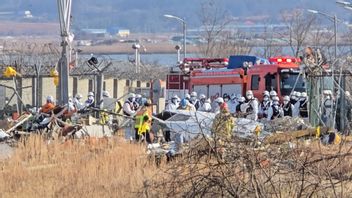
[166,58,229,100]
[166,55,306,102]
[190,56,305,101]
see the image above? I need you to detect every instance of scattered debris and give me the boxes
[263,116,310,132]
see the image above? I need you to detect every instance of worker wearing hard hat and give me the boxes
[190,91,201,110]
[236,96,246,115]
[135,94,143,108]
[259,91,271,119]
[211,102,235,143]
[282,96,294,117]
[85,92,95,108]
[135,99,153,142]
[213,97,224,114]
[97,90,111,109]
[40,96,56,114]
[292,92,301,117]
[177,98,196,111]
[322,90,333,128]
[299,92,308,118]
[243,90,259,121]
[198,94,212,112]
[123,93,137,116]
[227,94,238,115]
[165,95,180,111]
[269,90,277,101]
[184,93,191,101]
[73,93,85,111]
[267,96,283,121]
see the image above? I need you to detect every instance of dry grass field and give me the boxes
[1,134,352,197]
[0,135,159,198]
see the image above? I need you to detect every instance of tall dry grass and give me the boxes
[0,135,159,198]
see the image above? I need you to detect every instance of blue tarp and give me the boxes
[227,55,270,69]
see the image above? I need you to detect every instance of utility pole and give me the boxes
[57,0,72,105]
[307,9,340,129]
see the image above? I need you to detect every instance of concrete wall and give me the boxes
[0,77,152,108]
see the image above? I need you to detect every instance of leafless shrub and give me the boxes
[148,136,352,197]
[281,9,316,57]
[198,0,252,58]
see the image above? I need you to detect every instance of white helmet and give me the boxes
[88,92,94,97]
[291,91,297,98]
[185,93,191,99]
[75,93,82,99]
[346,91,351,97]
[190,91,197,98]
[272,96,280,102]
[103,91,110,97]
[215,97,224,104]
[172,95,179,99]
[136,94,142,98]
[199,94,206,100]
[238,97,246,103]
[301,92,307,98]
[128,93,136,98]
[270,90,277,97]
[46,95,54,103]
[283,96,290,102]
[296,92,302,98]
[263,91,270,97]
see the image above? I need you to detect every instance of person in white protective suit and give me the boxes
[85,92,95,108]
[259,91,271,119]
[299,92,308,118]
[282,96,294,117]
[190,91,201,110]
[292,92,301,117]
[98,90,111,109]
[123,93,137,140]
[242,90,259,121]
[227,93,238,114]
[269,90,277,102]
[73,93,85,111]
[322,90,333,128]
[123,93,136,116]
[213,97,224,114]
[165,95,180,111]
[198,94,212,112]
[184,93,191,101]
[267,96,283,121]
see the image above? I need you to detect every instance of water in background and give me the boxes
[87,46,350,67]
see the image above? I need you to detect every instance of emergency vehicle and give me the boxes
[166,58,229,100]
[166,56,305,102]
[190,56,305,101]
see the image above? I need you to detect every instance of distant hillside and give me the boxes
[0,0,348,32]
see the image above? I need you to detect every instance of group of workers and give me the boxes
[40,91,154,143]
[165,90,311,122]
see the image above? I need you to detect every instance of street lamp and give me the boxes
[164,14,187,59]
[307,9,338,60]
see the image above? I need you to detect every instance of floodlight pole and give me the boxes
[57,0,72,105]
[164,14,187,59]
